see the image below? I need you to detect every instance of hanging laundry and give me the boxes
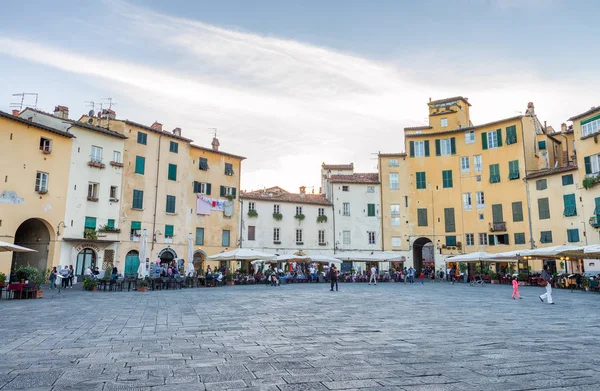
[196,195,211,215]
[223,200,234,217]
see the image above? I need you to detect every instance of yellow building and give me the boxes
[0,111,73,276]
[378,153,410,252]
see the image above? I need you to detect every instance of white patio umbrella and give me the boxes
[488,250,527,260]
[522,245,584,258]
[0,241,36,253]
[584,244,600,254]
[207,248,275,261]
[137,229,148,278]
[445,251,494,262]
[185,233,195,276]
[309,254,342,264]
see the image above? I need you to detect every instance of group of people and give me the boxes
[48,265,74,289]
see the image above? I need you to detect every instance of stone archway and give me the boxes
[412,237,433,273]
[12,218,53,272]
[193,250,206,274]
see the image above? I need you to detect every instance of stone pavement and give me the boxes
[1,281,599,390]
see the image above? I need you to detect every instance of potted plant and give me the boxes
[247,209,258,218]
[294,213,305,221]
[32,269,48,298]
[273,212,283,221]
[0,272,6,289]
[490,272,500,284]
[14,266,38,283]
[84,228,97,240]
[583,176,598,190]
[83,276,98,291]
[582,276,590,291]
[137,279,149,292]
[316,215,328,223]
[225,271,235,286]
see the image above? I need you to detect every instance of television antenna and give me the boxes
[85,100,103,113]
[101,97,116,111]
[10,92,38,111]
[209,128,217,138]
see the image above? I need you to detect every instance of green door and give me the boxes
[124,253,140,278]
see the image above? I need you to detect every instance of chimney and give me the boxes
[12,109,19,116]
[211,136,220,151]
[172,127,181,136]
[151,121,163,131]
[101,108,116,120]
[561,123,567,133]
[53,105,69,119]
[299,186,306,194]
[525,102,535,116]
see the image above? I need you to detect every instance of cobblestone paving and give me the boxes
[1,282,599,390]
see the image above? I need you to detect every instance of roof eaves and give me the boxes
[0,110,75,138]
[190,144,246,160]
[69,122,128,139]
[125,120,193,142]
[567,106,600,121]
[429,96,472,107]
[524,166,578,180]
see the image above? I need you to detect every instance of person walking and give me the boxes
[369,265,377,285]
[329,265,338,292]
[68,265,74,288]
[539,265,554,304]
[420,270,425,285]
[511,277,522,299]
[408,267,415,284]
[403,267,408,284]
[60,266,70,289]
[49,267,58,290]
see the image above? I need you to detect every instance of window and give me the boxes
[478,233,488,246]
[446,236,457,246]
[343,203,350,216]
[540,230,553,244]
[343,230,351,244]
[441,118,448,127]
[389,173,399,190]
[219,186,236,198]
[273,228,280,242]
[538,198,550,220]
[538,140,546,150]
[248,202,256,211]
[391,204,400,216]
[130,221,141,240]
[107,219,115,229]
[296,206,303,216]
[274,204,280,214]
[318,230,325,244]
[195,227,204,245]
[113,151,121,163]
[461,157,470,173]
[463,193,472,211]
[367,204,376,217]
[465,131,475,144]
[169,141,178,153]
[442,170,453,188]
[87,182,99,199]
[476,192,485,209]
[137,132,147,145]
[436,138,455,156]
[490,234,509,246]
[199,157,209,170]
[508,160,520,180]
[135,156,145,175]
[39,137,52,152]
[563,193,577,216]
[222,230,230,246]
[315,208,324,217]
[168,164,177,181]
[492,204,504,223]
[193,181,211,195]
[410,140,429,157]
[166,195,176,213]
[417,208,428,226]
[567,228,580,243]
[415,172,426,189]
[536,179,547,190]
[368,231,376,245]
[342,186,349,192]
[296,229,303,243]
[561,174,574,186]
[391,217,400,226]
[465,233,475,246]
[84,216,97,230]
[388,158,399,167]
[489,163,500,183]
[444,208,455,232]
[224,163,234,176]
[91,146,102,162]
[132,189,143,209]
[483,129,502,149]
[391,237,401,247]
[165,225,174,238]
[473,155,482,172]
[512,201,523,222]
[505,125,517,145]
[248,226,256,241]
[584,153,600,175]
[513,233,526,245]
[582,115,600,137]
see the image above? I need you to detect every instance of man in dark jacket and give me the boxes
[539,265,554,304]
[329,265,338,292]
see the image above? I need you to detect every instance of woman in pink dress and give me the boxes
[512,278,521,299]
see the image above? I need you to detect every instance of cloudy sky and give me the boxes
[1,0,598,192]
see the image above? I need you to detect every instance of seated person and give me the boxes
[93,267,100,279]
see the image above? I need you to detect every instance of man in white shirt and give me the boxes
[369,266,377,285]
[85,267,93,277]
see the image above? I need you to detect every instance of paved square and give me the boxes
[1,282,599,390]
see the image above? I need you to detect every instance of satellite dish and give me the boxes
[87,118,93,124]
[98,111,102,118]
[88,109,95,117]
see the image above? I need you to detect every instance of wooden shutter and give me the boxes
[84,217,97,229]
[496,129,502,147]
[594,197,600,215]
[538,198,550,220]
[488,234,495,246]
[131,221,141,230]
[232,188,237,199]
[193,181,199,193]
[164,225,174,237]
[409,141,415,157]
[450,137,456,154]
[424,140,430,156]
[367,204,375,216]
[206,183,212,195]
[492,204,503,223]
[512,201,523,222]
[168,164,177,180]
[503,234,509,245]
[446,236,457,246]
[482,132,488,150]
[584,156,592,174]
[135,156,145,174]
[563,194,576,216]
[435,139,441,156]
[444,208,455,232]
[418,209,427,226]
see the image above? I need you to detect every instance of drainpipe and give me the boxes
[332,184,336,255]
[151,134,163,252]
[378,154,385,251]
[520,117,535,249]
[239,199,244,249]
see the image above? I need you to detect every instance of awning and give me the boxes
[584,245,600,255]
[445,251,494,263]
[207,248,275,261]
[333,252,406,262]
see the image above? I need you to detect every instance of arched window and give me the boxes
[76,248,96,275]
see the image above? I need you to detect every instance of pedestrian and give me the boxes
[329,265,339,291]
[369,265,377,285]
[60,266,70,289]
[539,265,554,304]
[68,265,74,288]
[111,266,118,280]
[512,277,521,299]
[49,266,57,290]
[408,267,415,284]
[403,267,408,284]
[420,270,425,285]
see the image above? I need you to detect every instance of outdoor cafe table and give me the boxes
[7,283,34,299]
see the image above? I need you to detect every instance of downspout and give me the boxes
[378,154,385,251]
[238,160,243,249]
[332,184,336,255]
[520,117,535,249]
[151,134,163,252]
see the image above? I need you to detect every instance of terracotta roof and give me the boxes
[429,96,472,107]
[0,110,74,138]
[378,152,407,157]
[524,165,578,180]
[70,121,128,139]
[322,163,353,170]
[329,173,379,184]
[429,109,457,117]
[404,125,433,131]
[190,144,246,160]
[405,115,523,138]
[125,120,193,142]
[241,186,332,206]
[568,106,600,121]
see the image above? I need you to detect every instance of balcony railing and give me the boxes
[590,215,600,228]
[489,221,507,232]
[110,161,124,168]
[88,160,105,169]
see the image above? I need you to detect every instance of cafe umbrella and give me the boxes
[137,229,148,278]
[185,233,195,276]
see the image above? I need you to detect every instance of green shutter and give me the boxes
[594,197,600,215]
[581,113,600,125]
[107,219,115,229]
[443,170,453,188]
[563,194,576,216]
[512,201,523,222]
[538,140,546,150]
[444,208,455,232]
[508,160,519,180]
[561,174,574,186]
[445,236,457,246]
[584,156,592,174]
[492,204,503,223]
[131,221,141,230]
[417,208,428,226]
[538,198,550,220]
[506,125,517,144]
[490,164,500,183]
[165,224,174,237]
[488,234,495,246]
[232,188,237,199]
[195,227,204,245]
[496,129,502,147]
[193,181,199,193]
[137,132,147,145]
[168,164,177,181]
[424,140,430,157]
[503,234,509,245]
[222,230,230,247]
[482,132,488,150]
[416,172,426,189]
[536,179,547,190]
[132,190,143,209]
[135,156,145,175]
[514,233,525,245]
[567,228,580,243]
[166,195,176,213]
[84,216,97,229]
[435,139,441,156]
[206,183,212,195]
[409,141,415,157]
[367,204,375,217]
[220,186,226,197]
[541,231,553,244]
[169,141,178,153]
[450,137,456,155]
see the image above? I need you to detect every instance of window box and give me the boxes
[273,212,283,221]
[109,198,119,203]
[294,213,305,221]
[110,161,124,168]
[88,160,105,169]
[42,150,51,155]
[87,196,99,202]
[37,189,48,195]
[318,242,327,246]
[99,227,121,233]
[489,222,507,232]
[296,242,304,245]
[317,215,328,223]
[247,209,258,218]
[583,175,600,189]
[273,241,281,245]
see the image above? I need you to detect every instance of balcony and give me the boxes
[110,161,124,168]
[88,160,106,169]
[489,222,506,232]
[590,215,600,228]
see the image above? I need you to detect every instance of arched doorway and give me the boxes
[413,237,434,273]
[124,250,139,278]
[193,250,206,274]
[12,218,52,272]
[75,248,97,276]
[158,248,177,266]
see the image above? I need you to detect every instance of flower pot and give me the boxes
[138,287,148,292]
[36,290,44,299]
[226,280,234,286]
